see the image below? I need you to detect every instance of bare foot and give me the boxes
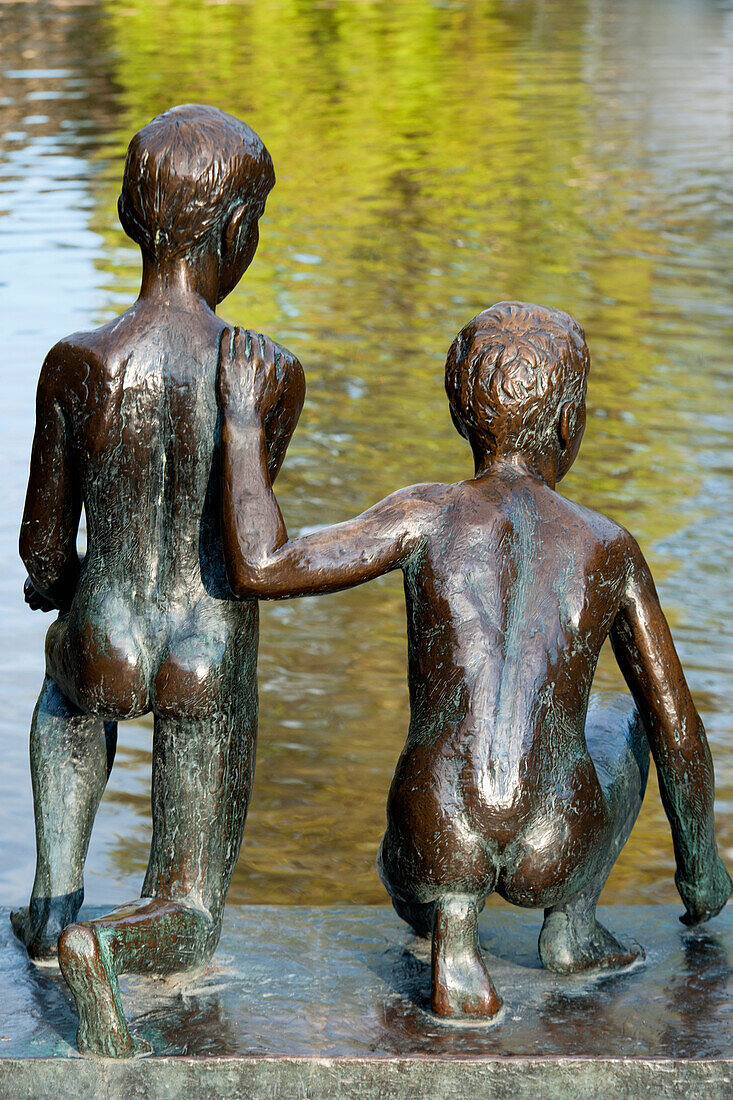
[431,896,502,1019]
[11,892,82,962]
[10,906,57,959]
[58,923,140,1058]
[539,909,644,974]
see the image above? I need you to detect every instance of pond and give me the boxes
[0,0,731,912]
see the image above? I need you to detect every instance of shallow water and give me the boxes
[0,0,731,912]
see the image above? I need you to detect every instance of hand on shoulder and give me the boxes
[217,326,303,424]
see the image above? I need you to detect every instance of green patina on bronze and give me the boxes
[13,105,304,1057]
[11,102,731,1056]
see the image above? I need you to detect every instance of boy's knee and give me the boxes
[587,694,647,760]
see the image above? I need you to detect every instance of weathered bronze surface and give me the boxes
[219,303,731,1021]
[13,98,731,1058]
[13,105,304,1057]
[0,904,731,1098]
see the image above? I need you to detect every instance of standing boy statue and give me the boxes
[14,105,304,1056]
[218,303,731,1020]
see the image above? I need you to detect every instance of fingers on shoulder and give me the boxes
[218,323,233,350]
[218,326,304,405]
[218,325,261,361]
[272,341,305,402]
[234,326,262,361]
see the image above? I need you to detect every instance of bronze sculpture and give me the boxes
[14,104,304,1056]
[218,304,731,1020]
[13,95,730,1054]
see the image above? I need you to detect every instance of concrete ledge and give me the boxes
[2,1055,732,1100]
[1,904,731,1098]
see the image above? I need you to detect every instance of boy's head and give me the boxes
[445,302,589,478]
[118,104,275,299]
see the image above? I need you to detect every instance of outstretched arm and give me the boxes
[219,328,432,599]
[610,534,731,925]
[19,346,82,613]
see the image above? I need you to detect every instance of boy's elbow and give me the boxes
[225,558,278,600]
[21,551,58,601]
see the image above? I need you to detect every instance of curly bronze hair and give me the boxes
[445,302,589,458]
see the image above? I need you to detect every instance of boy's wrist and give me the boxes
[222,406,266,434]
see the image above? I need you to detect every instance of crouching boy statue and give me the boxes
[14,105,304,1056]
[218,303,731,1020]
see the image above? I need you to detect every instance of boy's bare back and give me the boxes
[397,480,626,770]
[382,473,640,903]
[32,302,248,719]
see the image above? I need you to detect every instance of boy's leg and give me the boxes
[431,895,502,1019]
[379,801,500,1018]
[539,695,650,973]
[389,893,502,1018]
[58,694,256,1057]
[391,896,435,938]
[12,675,116,961]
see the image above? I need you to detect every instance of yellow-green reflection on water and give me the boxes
[1,0,731,910]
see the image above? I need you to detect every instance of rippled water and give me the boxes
[0,0,731,911]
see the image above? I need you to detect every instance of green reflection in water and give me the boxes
[86,0,732,907]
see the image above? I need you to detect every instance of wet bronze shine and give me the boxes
[218,302,731,1021]
[14,105,304,1056]
[12,104,731,1054]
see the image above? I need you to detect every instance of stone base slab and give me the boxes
[0,903,730,1098]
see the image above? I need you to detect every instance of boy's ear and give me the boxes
[222,204,250,257]
[558,402,575,451]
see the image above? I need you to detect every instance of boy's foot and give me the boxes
[11,895,81,962]
[431,896,502,1019]
[11,906,57,961]
[539,908,643,974]
[58,923,140,1058]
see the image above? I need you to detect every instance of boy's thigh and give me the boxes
[145,700,257,913]
[146,618,258,913]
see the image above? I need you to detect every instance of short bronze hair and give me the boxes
[118,104,275,261]
[445,302,589,456]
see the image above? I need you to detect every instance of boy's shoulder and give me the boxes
[388,479,646,577]
[382,480,455,514]
[41,304,226,392]
[553,492,639,556]
[41,312,135,378]
[37,327,106,398]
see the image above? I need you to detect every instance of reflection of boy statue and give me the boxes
[219,304,731,1019]
[14,105,304,1055]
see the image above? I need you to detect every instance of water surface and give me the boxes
[0,0,731,910]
